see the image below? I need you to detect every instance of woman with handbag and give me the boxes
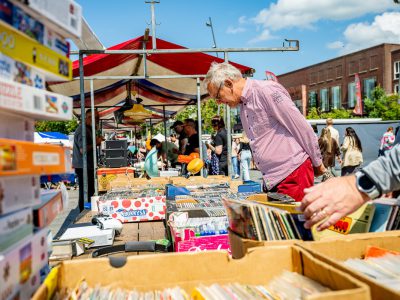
[341,127,363,176]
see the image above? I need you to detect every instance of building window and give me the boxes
[359,58,367,72]
[320,88,329,112]
[327,67,334,80]
[348,82,356,108]
[308,91,318,108]
[363,77,376,99]
[395,61,400,80]
[336,65,342,78]
[370,55,378,69]
[349,60,358,75]
[331,86,341,109]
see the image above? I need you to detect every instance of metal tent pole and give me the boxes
[196,78,204,177]
[224,53,232,179]
[163,105,169,168]
[90,79,98,196]
[79,52,88,205]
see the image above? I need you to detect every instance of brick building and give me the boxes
[277,43,400,116]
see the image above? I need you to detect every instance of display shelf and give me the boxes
[0,22,72,81]
[0,138,72,177]
[0,78,73,121]
[9,0,82,39]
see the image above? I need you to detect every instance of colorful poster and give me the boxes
[353,73,363,115]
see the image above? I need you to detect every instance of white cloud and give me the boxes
[335,12,400,54]
[238,16,247,24]
[248,29,276,44]
[327,41,344,49]
[252,0,397,31]
[226,26,246,34]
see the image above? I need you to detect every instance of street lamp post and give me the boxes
[206,17,218,58]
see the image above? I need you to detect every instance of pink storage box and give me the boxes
[170,227,230,253]
[97,196,166,223]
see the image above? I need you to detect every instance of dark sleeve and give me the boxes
[214,132,223,147]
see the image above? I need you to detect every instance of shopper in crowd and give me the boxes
[341,127,363,176]
[301,143,400,231]
[238,132,252,181]
[318,128,341,177]
[379,126,395,156]
[170,120,188,154]
[72,109,102,212]
[183,118,200,155]
[150,139,179,168]
[208,116,228,176]
[170,133,179,148]
[325,118,339,145]
[204,62,325,201]
[206,134,220,175]
[232,138,240,178]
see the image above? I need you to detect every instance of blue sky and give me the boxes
[75,0,400,79]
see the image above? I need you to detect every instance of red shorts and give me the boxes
[265,158,314,202]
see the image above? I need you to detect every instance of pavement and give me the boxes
[49,169,264,239]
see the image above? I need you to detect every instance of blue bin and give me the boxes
[166,184,191,200]
[238,180,262,193]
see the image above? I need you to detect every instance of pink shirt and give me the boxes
[240,79,322,189]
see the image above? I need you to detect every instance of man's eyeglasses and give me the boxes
[215,82,223,100]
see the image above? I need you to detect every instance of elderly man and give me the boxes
[204,62,325,201]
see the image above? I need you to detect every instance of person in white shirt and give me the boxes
[325,118,339,144]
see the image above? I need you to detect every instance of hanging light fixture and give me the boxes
[123,82,153,121]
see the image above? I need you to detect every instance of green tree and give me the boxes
[35,119,79,134]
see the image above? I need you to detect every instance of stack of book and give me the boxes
[0,0,80,298]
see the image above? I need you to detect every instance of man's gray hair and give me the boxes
[203,62,242,89]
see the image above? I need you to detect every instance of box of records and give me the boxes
[300,230,400,300]
[32,245,370,300]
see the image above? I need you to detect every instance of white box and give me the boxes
[0,111,34,141]
[11,0,82,38]
[0,207,33,253]
[0,229,48,300]
[0,78,73,121]
[0,175,40,216]
[59,224,115,248]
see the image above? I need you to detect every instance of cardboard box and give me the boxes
[33,190,63,228]
[300,231,400,300]
[0,175,40,215]
[97,167,135,192]
[0,138,71,176]
[33,245,370,300]
[0,78,73,121]
[0,53,45,89]
[59,224,114,248]
[0,22,72,81]
[11,0,83,39]
[0,111,34,141]
[228,227,298,259]
[0,229,48,300]
[0,207,33,252]
[97,196,166,222]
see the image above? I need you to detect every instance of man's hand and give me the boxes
[300,175,370,231]
[313,164,326,177]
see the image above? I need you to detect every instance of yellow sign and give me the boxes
[0,22,72,81]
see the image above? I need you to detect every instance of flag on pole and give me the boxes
[265,71,278,82]
[353,73,363,115]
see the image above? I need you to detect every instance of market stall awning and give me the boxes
[48,35,253,126]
